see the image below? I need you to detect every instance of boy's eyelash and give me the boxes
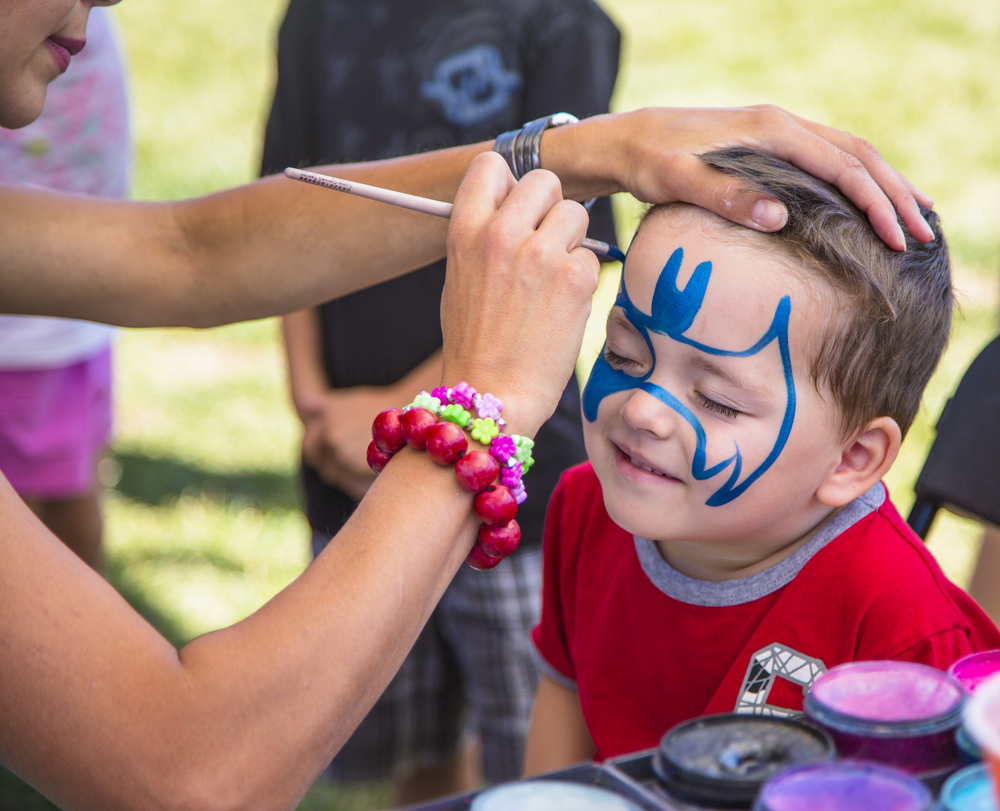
[603,347,641,369]
[696,391,741,419]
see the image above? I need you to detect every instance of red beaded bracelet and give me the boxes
[367,403,522,571]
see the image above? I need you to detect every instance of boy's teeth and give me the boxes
[630,455,664,477]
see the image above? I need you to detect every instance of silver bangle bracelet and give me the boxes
[494,112,578,180]
[493,113,595,208]
[493,113,597,211]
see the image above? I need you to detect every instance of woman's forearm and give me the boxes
[0,143,486,327]
[174,450,482,810]
[0,451,479,811]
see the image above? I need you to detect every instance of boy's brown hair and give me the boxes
[649,146,951,440]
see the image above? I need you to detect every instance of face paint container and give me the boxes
[470,780,644,811]
[651,713,836,809]
[751,761,932,811]
[951,652,1000,696]
[940,764,998,811]
[964,673,1000,811]
[958,724,985,764]
[804,661,966,780]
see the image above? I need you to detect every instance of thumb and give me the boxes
[679,162,789,232]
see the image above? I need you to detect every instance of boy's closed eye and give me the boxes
[695,391,742,420]
[603,346,644,373]
[603,311,652,376]
[690,357,772,418]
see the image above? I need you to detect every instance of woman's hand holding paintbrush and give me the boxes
[441,153,601,438]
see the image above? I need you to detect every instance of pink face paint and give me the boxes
[804,661,966,778]
[753,761,932,811]
[950,651,1000,695]
[808,660,963,722]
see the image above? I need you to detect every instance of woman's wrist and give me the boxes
[436,374,544,440]
[539,112,629,202]
[369,381,535,569]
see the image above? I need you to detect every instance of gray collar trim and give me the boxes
[633,482,885,607]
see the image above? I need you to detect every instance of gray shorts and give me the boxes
[314,532,542,785]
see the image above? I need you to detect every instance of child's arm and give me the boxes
[524,674,597,775]
[282,308,330,419]
[283,309,444,500]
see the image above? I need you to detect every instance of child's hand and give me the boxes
[442,153,600,439]
[299,389,381,500]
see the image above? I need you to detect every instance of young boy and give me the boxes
[525,147,1000,772]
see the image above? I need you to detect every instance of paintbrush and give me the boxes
[284,167,625,264]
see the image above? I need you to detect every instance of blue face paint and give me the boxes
[582,246,796,507]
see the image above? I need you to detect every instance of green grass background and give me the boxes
[4,1,998,808]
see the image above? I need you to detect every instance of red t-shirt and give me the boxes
[532,463,1000,761]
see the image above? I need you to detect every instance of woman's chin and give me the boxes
[0,79,48,129]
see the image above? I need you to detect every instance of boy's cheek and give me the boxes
[581,395,620,463]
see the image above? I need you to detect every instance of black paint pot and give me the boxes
[652,713,836,809]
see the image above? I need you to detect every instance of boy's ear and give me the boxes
[816,417,902,508]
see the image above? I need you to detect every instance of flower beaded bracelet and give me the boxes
[365,383,535,571]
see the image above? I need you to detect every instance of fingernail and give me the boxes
[895,223,907,251]
[751,198,787,231]
[920,213,934,243]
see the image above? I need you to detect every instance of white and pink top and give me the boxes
[0,7,131,369]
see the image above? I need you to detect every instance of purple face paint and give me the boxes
[951,652,1000,695]
[804,661,966,775]
[941,764,998,811]
[752,761,932,811]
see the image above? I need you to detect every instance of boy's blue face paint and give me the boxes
[582,246,796,507]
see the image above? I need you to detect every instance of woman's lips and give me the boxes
[50,35,86,55]
[45,36,86,74]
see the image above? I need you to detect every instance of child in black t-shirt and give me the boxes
[261,0,621,800]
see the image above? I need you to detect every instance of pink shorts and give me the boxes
[0,347,113,499]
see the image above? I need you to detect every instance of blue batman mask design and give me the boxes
[582,246,796,507]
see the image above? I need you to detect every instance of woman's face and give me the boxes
[0,0,119,129]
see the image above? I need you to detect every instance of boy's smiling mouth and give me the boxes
[613,442,682,483]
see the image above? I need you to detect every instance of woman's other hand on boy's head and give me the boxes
[443,153,600,439]
[548,107,934,251]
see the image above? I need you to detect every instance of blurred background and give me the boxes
[4,0,996,808]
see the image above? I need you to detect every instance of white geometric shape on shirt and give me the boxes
[734,643,827,717]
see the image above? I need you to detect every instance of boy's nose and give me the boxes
[620,389,679,439]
